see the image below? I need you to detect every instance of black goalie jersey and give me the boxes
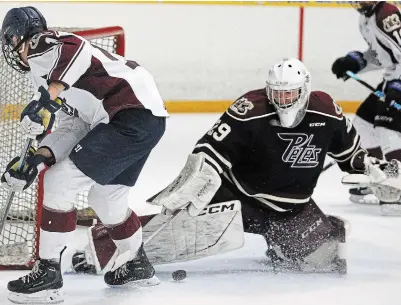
[193,89,361,212]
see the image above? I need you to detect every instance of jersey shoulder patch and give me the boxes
[308,91,343,119]
[226,88,274,121]
[375,3,401,36]
[27,31,61,58]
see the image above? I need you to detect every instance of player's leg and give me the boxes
[69,108,165,286]
[88,183,159,286]
[7,159,96,304]
[349,88,384,204]
[7,114,94,304]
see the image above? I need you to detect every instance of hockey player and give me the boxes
[0,6,168,304]
[74,58,400,276]
[331,1,401,214]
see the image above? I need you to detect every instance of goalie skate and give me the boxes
[7,259,63,304]
[349,187,379,205]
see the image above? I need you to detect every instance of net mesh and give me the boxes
[0,28,121,268]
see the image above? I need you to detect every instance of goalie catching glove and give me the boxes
[20,85,63,140]
[148,154,222,216]
[1,147,49,192]
[342,154,401,203]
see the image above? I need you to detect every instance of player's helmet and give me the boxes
[1,7,47,73]
[351,2,379,16]
[266,58,311,128]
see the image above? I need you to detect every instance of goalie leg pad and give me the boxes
[74,201,244,273]
[264,200,347,273]
[144,200,244,264]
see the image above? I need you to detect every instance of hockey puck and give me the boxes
[172,269,187,281]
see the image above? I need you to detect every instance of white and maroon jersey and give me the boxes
[359,2,401,81]
[193,89,361,212]
[27,30,168,127]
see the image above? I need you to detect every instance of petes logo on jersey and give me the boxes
[278,133,321,168]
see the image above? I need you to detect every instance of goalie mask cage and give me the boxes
[0,26,125,270]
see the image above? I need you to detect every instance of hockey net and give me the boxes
[0,26,125,269]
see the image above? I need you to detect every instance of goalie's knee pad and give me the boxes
[264,200,347,274]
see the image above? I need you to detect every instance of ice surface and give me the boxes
[1,114,400,305]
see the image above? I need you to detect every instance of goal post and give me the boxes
[0,26,125,270]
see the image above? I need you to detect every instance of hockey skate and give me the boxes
[349,187,379,205]
[104,243,160,287]
[7,259,63,304]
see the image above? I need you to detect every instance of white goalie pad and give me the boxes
[143,200,244,264]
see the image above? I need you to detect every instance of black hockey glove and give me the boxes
[1,147,48,192]
[385,81,401,111]
[20,86,63,141]
[331,51,367,79]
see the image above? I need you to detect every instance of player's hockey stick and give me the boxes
[0,138,34,235]
[345,71,385,100]
[345,71,401,111]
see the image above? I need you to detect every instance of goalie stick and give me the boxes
[322,160,336,173]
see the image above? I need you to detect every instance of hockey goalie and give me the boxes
[73,58,401,278]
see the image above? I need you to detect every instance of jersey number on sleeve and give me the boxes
[207,120,231,141]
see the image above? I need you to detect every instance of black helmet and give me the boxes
[1,7,47,73]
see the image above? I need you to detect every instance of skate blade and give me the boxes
[350,194,379,205]
[381,204,401,216]
[8,289,63,304]
[108,275,161,288]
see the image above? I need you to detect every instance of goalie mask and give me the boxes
[266,58,311,128]
[1,6,47,74]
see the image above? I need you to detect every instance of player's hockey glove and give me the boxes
[1,147,48,192]
[384,81,401,111]
[331,51,367,79]
[20,86,63,141]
